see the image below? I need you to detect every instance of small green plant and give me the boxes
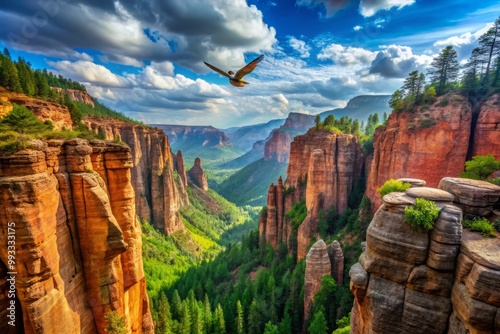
[462,217,496,237]
[419,118,436,129]
[377,179,412,197]
[460,154,500,181]
[437,97,449,107]
[105,311,127,334]
[404,198,440,231]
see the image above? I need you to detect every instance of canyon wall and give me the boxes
[350,177,500,334]
[52,87,95,107]
[259,129,362,259]
[471,94,500,159]
[84,117,187,235]
[0,139,153,333]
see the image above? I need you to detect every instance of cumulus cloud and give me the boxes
[288,37,311,58]
[273,94,289,104]
[48,60,131,87]
[359,0,415,17]
[433,23,494,60]
[353,25,363,31]
[318,43,376,66]
[295,0,350,17]
[0,0,276,72]
[369,45,433,78]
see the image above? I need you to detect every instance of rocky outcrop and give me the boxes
[52,87,95,107]
[0,139,153,334]
[0,87,73,130]
[188,157,208,191]
[350,177,500,334]
[471,94,500,159]
[327,240,345,285]
[83,117,187,235]
[366,94,472,213]
[282,112,315,130]
[304,240,331,321]
[264,130,291,163]
[153,124,232,148]
[260,129,362,260]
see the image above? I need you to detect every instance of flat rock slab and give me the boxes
[461,230,500,270]
[439,177,500,207]
[398,178,426,187]
[406,187,455,202]
[382,192,415,206]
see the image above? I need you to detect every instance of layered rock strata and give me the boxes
[365,94,472,212]
[187,157,208,191]
[260,130,362,259]
[0,139,153,333]
[84,117,187,234]
[350,177,500,334]
[471,94,500,159]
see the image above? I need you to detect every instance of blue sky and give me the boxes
[0,0,498,127]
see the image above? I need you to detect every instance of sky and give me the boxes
[0,0,499,128]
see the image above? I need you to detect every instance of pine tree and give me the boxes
[1,104,51,134]
[314,114,321,129]
[477,17,500,84]
[34,70,50,98]
[212,304,226,334]
[203,294,212,334]
[16,58,36,96]
[0,55,22,92]
[428,45,459,95]
[3,48,11,59]
[264,321,280,334]
[179,302,192,334]
[235,300,244,334]
[157,292,172,334]
[308,310,328,334]
[105,311,127,334]
[171,290,183,320]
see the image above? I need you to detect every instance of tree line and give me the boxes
[390,16,500,111]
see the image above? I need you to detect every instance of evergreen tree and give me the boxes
[179,302,192,334]
[157,292,172,334]
[312,276,338,331]
[188,291,202,334]
[1,104,51,134]
[171,290,183,320]
[235,300,244,334]
[3,48,11,59]
[402,70,421,97]
[212,304,226,334]
[314,114,321,128]
[34,70,50,98]
[477,17,500,83]
[264,321,280,334]
[428,45,459,95]
[16,58,36,96]
[105,311,127,334]
[0,55,22,92]
[389,89,404,111]
[203,294,212,334]
[308,310,328,334]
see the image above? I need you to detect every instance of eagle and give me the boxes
[204,55,264,87]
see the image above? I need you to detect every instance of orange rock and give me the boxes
[471,94,500,159]
[264,130,291,162]
[188,157,208,191]
[366,94,472,213]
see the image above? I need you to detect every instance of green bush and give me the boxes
[105,311,127,334]
[419,118,436,128]
[437,97,449,107]
[377,179,411,197]
[462,217,496,237]
[460,154,500,180]
[404,198,440,231]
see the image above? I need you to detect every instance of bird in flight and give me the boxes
[204,55,264,87]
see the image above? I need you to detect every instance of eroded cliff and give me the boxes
[350,177,500,334]
[0,139,153,333]
[260,129,362,259]
[84,117,188,235]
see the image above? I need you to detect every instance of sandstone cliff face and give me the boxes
[264,130,291,163]
[153,124,232,148]
[0,139,153,334]
[52,87,95,107]
[188,157,208,191]
[260,129,362,259]
[282,112,315,129]
[471,94,500,159]
[84,117,187,235]
[350,177,500,334]
[365,94,472,213]
[0,87,73,130]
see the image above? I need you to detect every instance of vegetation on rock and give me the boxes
[462,217,496,237]
[460,154,500,185]
[404,198,440,231]
[377,179,412,197]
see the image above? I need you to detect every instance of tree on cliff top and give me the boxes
[428,45,459,95]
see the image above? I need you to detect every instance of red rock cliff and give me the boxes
[471,94,500,159]
[188,157,209,191]
[0,139,153,334]
[264,130,291,163]
[52,87,95,107]
[84,117,187,235]
[260,129,362,259]
[365,94,472,213]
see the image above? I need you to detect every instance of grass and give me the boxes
[377,179,412,197]
[462,217,496,237]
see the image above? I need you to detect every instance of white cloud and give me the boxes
[288,37,311,58]
[359,0,415,17]
[353,25,363,31]
[48,60,130,87]
[318,44,376,66]
[273,94,289,104]
[369,44,433,78]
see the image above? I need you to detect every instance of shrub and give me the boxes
[437,97,449,107]
[460,154,500,180]
[105,311,127,334]
[419,118,436,128]
[377,179,412,197]
[462,217,496,237]
[404,198,440,231]
[494,220,500,232]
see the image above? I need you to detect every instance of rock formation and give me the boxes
[471,94,500,159]
[188,157,208,191]
[52,87,95,107]
[365,94,473,212]
[84,117,188,235]
[264,130,291,163]
[0,139,153,333]
[304,240,331,321]
[153,124,232,148]
[350,177,500,334]
[0,87,73,130]
[327,240,345,285]
[260,129,362,259]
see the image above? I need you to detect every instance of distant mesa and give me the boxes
[188,157,208,191]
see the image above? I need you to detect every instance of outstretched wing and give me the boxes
[235,55,264,79]
[204,61,231,78]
